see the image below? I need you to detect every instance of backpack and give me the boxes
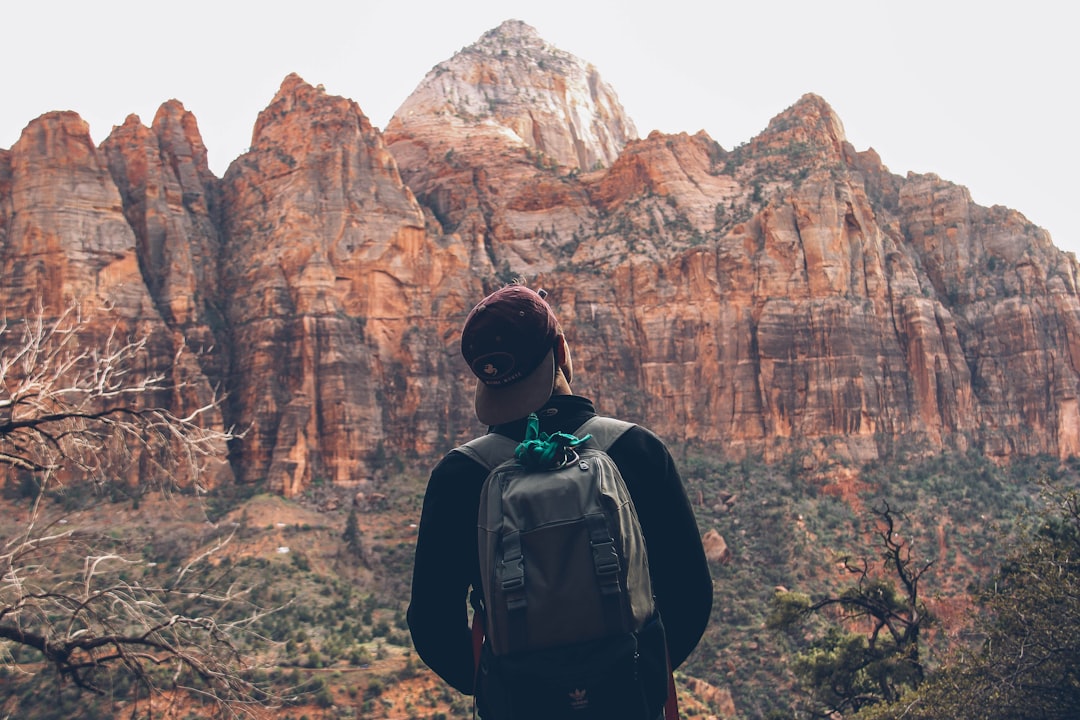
[458,414,672,720]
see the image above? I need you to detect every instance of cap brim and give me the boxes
[474,349,556,426]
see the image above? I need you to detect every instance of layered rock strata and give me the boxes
[0,110,233,488]
[2,20,1078,498]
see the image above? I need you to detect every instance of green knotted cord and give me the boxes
[514,413,593,470]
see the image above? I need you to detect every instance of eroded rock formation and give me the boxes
[0,109,233,489]
[217,74,481,494]
[2,20,1079,497]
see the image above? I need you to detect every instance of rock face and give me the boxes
[0,109,233,488]
[390,20,635,172]
[1,111,150,317]
[218,74,478,494]
[388,48,1080,467]
[384,20,634,279]
[2,20,1079,496]
[101,101,227,388]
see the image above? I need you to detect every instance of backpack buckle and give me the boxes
[500,559,525,591]
[592,540,620,576]
[499,531,526,593]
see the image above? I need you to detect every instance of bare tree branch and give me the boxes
[0,302,277,718]
[1,301,237,490]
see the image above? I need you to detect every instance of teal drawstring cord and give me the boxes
[514,413,592,469]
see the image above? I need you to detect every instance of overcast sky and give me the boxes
[4,0,1074,256]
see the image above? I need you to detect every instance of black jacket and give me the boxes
[407,394,713,694]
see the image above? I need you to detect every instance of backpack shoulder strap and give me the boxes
[456,432,518,472]
[575,415,635,452]
[576,414,676,718]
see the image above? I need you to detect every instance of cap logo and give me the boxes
[471,352,521,386]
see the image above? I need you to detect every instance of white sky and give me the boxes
[3,0,1075,256]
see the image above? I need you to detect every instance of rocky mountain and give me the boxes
[390,19,635,172]
[0,107,233,488]
[2,19,1079,497]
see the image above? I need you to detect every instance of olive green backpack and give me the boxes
[458,414,667,719]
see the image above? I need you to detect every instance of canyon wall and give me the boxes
[3,20,1078,495]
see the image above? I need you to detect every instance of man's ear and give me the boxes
[555,334,573,385]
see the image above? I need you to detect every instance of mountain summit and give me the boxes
[387,19,636,171]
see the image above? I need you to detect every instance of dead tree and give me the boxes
[0,303,278,718]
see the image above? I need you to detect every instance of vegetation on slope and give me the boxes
[3,444,1075,720]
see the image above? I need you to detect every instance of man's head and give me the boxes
[461,284,563,425]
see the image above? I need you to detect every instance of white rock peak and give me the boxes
[390,19,638,171]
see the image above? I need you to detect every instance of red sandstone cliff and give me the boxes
[101,101,228,389]
[2,20,1078,496]
[217,74,476,494]
[384,24,1080,465]
[0,110,233,488]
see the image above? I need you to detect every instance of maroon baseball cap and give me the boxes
[461,285,559,425]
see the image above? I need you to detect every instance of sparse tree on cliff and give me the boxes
[0,304,275,717]
[342,504,365,561]
[855,485,1080,720]
[768,503,933,718]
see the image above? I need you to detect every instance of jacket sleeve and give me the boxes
[407,451,486,694]
[611,426,713,669]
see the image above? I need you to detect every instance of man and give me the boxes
[408,283,713,718]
